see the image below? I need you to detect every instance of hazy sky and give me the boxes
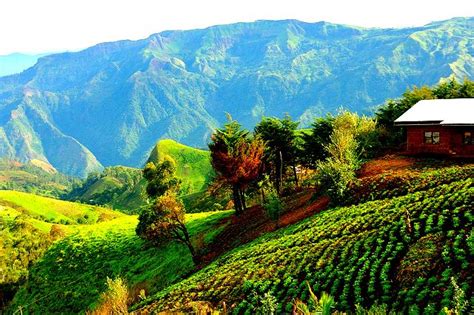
[1,0,473,55]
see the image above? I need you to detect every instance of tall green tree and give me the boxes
[301,115,334,168]
[136,160,199,264]
[209,118,264,215]
[254,115,300,194]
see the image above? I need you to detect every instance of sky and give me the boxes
[0,0,473,55]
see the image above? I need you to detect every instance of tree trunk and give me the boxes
[275,150,283,194]
[232,185,243,215]
[181,225,200,265]
[261,188,266,204]
[292,164,299,187]
[239,188,247,211]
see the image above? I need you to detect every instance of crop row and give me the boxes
[137,178,473,314]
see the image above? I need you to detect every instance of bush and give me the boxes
[90,277,129,315]
[264,192,284,227]
[316,158,357,202]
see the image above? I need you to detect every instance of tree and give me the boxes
[136,160,199,264]
[255,115,300,194]
[301,115,334,168]
[143,160,180,199]
[209,118,264,215]
[316,111,362,202]
[136,192,200,264]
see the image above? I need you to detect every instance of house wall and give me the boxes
[406,126,474,157]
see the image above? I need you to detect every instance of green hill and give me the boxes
[147,139,214,195]
[66,139,214,213]
[8,210,232,313]
[0,18,473,176]
[0,159,78,198]
[66,165,146,213]
[0,191,127,309]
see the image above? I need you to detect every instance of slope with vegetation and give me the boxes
[136,166,473,313]
[66,139,215,213]
[0,191,126,309]
[8,210,232,313]
[0,159,78,198]
[4,80,474,313]
[0,18,473,176]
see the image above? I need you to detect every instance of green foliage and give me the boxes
[9,211,231,313]
[136,174,473,314]
[148,139,215,196]
[66,166,146,213]
[143,160,181,199]
[263,192,284,226]
[343,164,474,206]
[68,140,215,213]
[301,115,334,167]
[294,284,334,315]
[253,291,278,315]
[255,115,300,192]
[0,216,53,309]
[0,190,123,227]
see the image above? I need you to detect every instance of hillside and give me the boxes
[0,18,473,176]
[66,139,214,212]
[0,191,127,308]
[8,210,232,313]
[135,165,473,313]
[7,160,473,313]
[0,159,78,198]
[147,139,214,195]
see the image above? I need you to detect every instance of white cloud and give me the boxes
[0,0,472,54]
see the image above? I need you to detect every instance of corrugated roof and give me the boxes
[394,98,474,126]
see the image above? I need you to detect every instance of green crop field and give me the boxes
[3,163,473,314]
[134,174,473,313]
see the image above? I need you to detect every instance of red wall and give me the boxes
[406,126,474,157]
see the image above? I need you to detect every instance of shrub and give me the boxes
[316,158,357,202]
[264,192,284,227]
[90,277,129,315]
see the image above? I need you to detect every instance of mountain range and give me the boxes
[0,53,50,77]
[0,17,472,177]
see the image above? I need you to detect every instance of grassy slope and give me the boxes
[148,139,213,195]
[67,140,214,213]
[8,205,232,313]
[135,166,473,313]
[0,190,123,227]
[0,159,76,198]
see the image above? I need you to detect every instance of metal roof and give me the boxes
[394,98,474,126]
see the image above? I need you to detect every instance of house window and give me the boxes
[424,131,440,144]
[464,131,473,145]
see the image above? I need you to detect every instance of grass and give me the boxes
[0,190,123,225]
[8,202,232,314]
[148,139,214,195]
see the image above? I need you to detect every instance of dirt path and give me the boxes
[200,190,329,265]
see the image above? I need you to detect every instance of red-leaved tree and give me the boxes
[209,119,264,215]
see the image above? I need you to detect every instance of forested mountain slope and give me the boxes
[0,17,472,176]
